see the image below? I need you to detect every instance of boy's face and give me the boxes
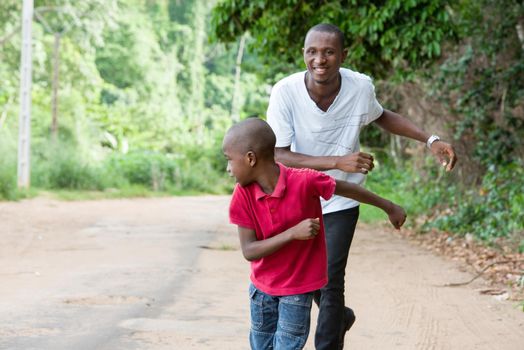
[303,30,348,85]
[222,139,254,187]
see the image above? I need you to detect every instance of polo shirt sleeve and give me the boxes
[365,80,384,125]
[267,82,294,148]
[307,170,336,201]
[229,185,256,229]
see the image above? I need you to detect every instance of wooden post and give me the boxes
[17,0,33,189]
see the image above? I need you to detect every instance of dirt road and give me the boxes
[0,196,522,349]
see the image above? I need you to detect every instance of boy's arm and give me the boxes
[237,218,320,261]
[334,180,406,229]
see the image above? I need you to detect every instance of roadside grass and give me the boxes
[0,138,233,201]
[359,167,419,225]
[200,243,238,251]
[42,186,169,201]
[32,185,230,201]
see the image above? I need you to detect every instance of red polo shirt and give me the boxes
[229,163,336,296]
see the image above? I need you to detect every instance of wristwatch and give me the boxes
[426,135,440,149]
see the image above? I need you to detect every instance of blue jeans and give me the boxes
[249,284,313,350]
[314,206,359,350]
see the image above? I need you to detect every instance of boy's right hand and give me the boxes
[290,218,320,240]
[387,203,407,229]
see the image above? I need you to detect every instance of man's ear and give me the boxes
[246,151,257,167]
[341,48,348,63]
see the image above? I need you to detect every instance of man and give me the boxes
[266,23,457,349]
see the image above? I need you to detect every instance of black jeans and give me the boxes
[314,206,359,350]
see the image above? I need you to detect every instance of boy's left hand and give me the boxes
[387,203,407,229]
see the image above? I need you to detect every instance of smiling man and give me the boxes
[266,23,457,349]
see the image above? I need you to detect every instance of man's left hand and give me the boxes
[430,141,457,172]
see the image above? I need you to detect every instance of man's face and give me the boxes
[303,30,347,84]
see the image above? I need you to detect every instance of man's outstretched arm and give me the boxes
[373,109,458,171]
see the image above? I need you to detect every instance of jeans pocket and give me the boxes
[249,284,263,330]
[278,293,313,336]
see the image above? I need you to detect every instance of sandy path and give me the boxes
[0,196,522,349]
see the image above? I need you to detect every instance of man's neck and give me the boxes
[305,72,341,111]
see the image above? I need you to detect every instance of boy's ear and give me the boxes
[246,151,257,167]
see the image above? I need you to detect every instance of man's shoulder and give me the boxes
[272,71,305,90]
[340,67,373,83]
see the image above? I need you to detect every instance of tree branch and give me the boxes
[443,259,524,287]
[0,25,21,47]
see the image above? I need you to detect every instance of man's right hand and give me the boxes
[335,152,375,174]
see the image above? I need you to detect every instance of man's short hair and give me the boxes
[306,23,345,49]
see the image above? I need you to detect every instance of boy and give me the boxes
[223,118,406,349]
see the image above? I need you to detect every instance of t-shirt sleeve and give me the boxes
[229,185,256,229]
[366,80,384,124]
[266,83,294,148]
[307,170,336,201]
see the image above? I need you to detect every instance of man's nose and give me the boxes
[314,53,327,63]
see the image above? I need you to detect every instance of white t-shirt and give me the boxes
[267,68,383,214]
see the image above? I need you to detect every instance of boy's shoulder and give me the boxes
[283,165,331,185]
[232,182,255,197]
[286,165,323,177]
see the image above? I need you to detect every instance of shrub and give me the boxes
[428,162,524,241]
[0,135,19,200]
[32,141,107,190]
[0,157,18,200]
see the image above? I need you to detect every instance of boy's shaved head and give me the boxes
[223,118,276,160]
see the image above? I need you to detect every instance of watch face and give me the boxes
[427,135,440,148]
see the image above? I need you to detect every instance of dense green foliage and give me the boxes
[428,0,524,244]
[212,0,455,79]
[0,1,522,248]
[437,0,524,170]
[0,0,266,199]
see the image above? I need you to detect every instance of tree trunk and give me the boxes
[51,32,60,140]
[231,34,246,123]
[189,1,206,129]
[390,134,403,168]
[516,21,524,53]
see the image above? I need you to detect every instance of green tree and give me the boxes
[211,0,456,80]
[33,0,117,139]
[436,0,524,175]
